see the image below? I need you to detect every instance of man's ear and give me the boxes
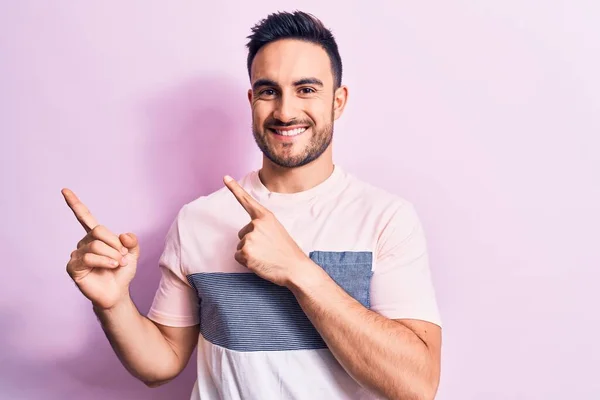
[333,85,349,120]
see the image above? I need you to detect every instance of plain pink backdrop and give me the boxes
[1,2,599,399]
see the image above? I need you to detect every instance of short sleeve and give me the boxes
[370,202,442,327]
[147,207,200,327]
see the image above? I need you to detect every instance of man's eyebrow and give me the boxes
[252,79,278,91]
[293,78,324,87]
[252,77,324,91]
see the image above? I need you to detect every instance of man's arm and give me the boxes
[61,189,199,388]
[288,263,441,400]
[222,176,441,399]
[94,295,199,387]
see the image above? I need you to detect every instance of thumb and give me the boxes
[119,233,140,258]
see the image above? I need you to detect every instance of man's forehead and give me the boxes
[250,39,333,86]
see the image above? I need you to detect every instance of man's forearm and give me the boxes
[93,295,185,386]
[288,263,439,400]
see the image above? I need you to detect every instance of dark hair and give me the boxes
[246,11,343,88]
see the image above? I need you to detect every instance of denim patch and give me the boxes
[309,251,373,308]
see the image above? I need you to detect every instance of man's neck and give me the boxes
[258,154,334,194]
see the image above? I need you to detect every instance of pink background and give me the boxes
[1,2,599,399]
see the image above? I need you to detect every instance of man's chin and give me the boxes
[263,151,308,169]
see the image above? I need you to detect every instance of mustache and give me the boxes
[264,117,314,128]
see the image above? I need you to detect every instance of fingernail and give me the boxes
[224,175,232,183]
[121,247,128,255]
[112,260,119,267]
[121,257,128,266]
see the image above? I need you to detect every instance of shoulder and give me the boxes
[342,171,415,216]
[337,171,426,249]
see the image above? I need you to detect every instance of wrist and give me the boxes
[92,291,132,315]
[286,259,328,297]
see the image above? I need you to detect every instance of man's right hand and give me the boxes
[62,188,140,310]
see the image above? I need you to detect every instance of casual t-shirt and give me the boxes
[147,164,442,400]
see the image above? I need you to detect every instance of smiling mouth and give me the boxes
[268,127,308,137]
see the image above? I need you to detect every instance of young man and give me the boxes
[63,11,442,400]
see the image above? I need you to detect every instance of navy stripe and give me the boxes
[187,251,373,352]
[188,272,326,351]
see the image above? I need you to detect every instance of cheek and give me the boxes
[253,102,271,122]
[305,102,331,126]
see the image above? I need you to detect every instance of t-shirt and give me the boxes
[147,164,442,400]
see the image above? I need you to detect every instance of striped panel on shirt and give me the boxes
[187,251,373,352]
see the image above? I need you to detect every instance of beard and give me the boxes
[252,111,334,169]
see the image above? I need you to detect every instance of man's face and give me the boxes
[248,39,344,168]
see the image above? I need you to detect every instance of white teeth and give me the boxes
[275,127,307,136]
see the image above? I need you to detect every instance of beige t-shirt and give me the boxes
[147,165,441,399]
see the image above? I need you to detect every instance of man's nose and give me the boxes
[272,93,298,123]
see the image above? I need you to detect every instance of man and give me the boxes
[63,11,442,400]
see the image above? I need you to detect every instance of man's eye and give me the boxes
[300,87,315,94]
[260,89,276,96]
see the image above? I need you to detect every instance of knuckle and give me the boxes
[89,240,102,253]
[241,244,252,257]
[82,252,93,265]
[91,225,104,237]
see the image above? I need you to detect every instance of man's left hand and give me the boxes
[224,175,314,287]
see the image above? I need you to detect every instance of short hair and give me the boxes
[246,11,343,88]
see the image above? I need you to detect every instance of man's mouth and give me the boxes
[268,126,308,137]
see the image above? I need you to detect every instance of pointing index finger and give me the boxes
[224,175,266,219]
[61,188,99,233]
